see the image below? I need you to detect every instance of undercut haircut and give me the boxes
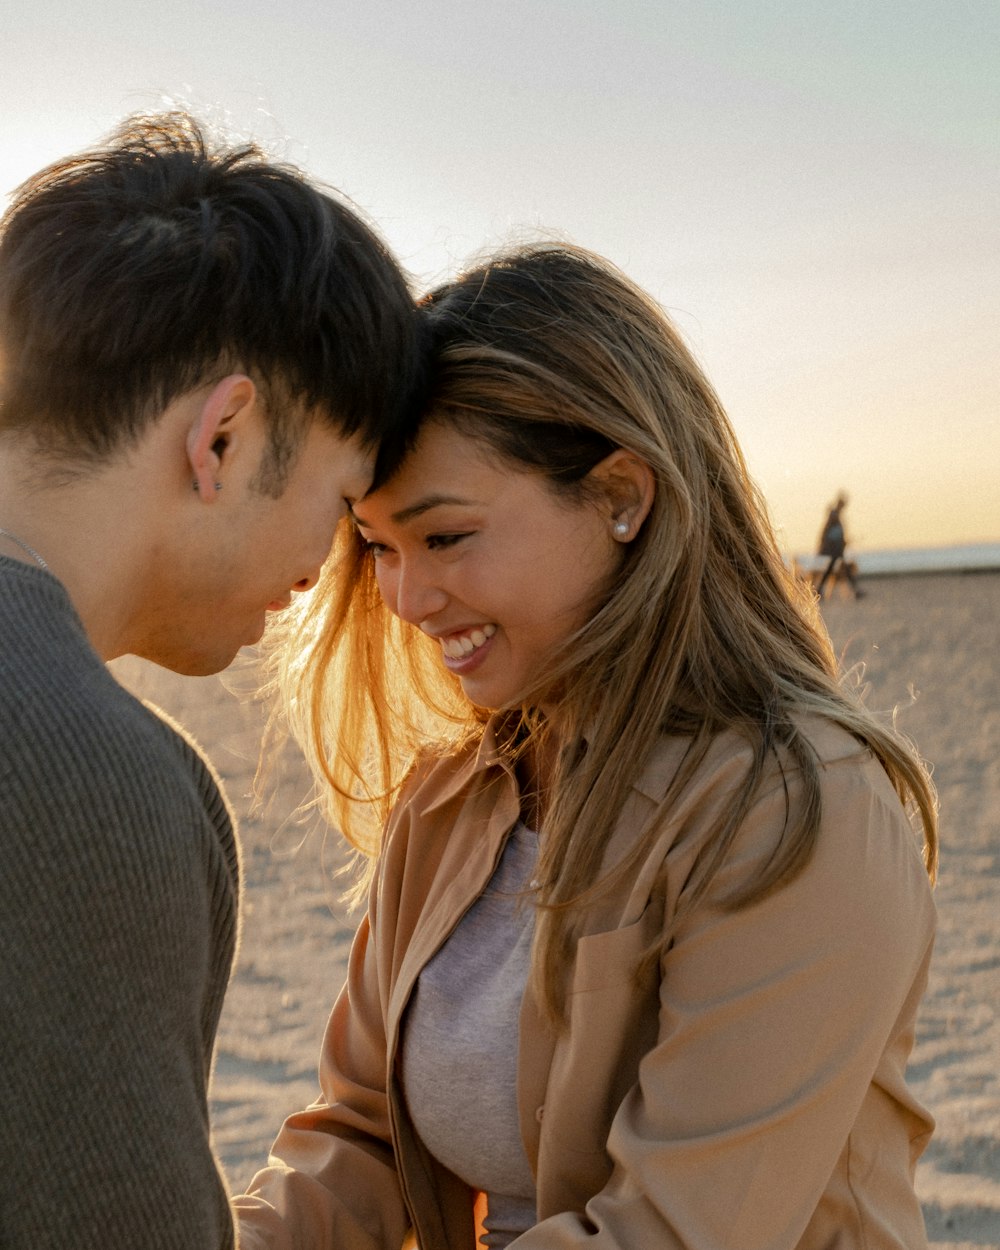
[0,111,422,487]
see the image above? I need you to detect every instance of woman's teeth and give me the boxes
[442,624,496,659]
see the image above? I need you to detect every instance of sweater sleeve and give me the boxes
[0,701,237,1249]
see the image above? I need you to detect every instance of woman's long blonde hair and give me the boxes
[266,243,937,1021]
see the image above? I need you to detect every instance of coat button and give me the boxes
[535,1105,545,1123]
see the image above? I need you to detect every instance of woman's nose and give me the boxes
[383,557,449,627]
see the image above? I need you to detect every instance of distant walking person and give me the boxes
[816,493,862,599]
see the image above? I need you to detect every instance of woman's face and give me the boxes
[351,420,625,710]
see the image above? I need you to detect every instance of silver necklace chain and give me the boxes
[0,526,50,571]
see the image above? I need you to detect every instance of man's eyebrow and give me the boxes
[353,494,480,527]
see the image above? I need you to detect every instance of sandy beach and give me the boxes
[111,570,1000,1248]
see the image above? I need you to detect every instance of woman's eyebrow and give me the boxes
[352,493,481,528]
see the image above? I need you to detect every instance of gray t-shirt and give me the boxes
[402,821,539,1248]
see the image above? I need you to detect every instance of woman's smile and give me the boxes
[439,623,497,663]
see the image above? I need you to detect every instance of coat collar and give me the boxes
[418,714,522,815]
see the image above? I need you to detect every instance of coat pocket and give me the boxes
[542,907,662,1158]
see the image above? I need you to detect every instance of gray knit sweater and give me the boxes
[0,557,239,1248]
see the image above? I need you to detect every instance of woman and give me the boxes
[235,245,937,1249]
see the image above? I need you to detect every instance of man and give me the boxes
[0,112,421,1247]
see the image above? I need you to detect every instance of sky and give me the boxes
[2,0,997,555]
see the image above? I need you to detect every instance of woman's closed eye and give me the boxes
[359,537,389,559]
[358,532,471,559]
[426,532,472,551]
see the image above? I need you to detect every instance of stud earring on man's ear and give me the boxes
[613,519,629,539]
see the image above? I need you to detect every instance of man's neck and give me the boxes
[0,439,157,661]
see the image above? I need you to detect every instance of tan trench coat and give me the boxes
[235,715,935,1249]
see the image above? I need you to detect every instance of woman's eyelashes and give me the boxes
[352,525,387,558]
[425,532,471,551]
[358,531,472,559]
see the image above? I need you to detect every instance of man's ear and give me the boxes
[587,448,655,541]
[187,374,256,501]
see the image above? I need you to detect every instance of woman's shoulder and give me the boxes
[634,713,870,799]
[630,715,930,919]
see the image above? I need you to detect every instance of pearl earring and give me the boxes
[614,520,629,539]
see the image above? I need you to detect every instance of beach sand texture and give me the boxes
[111,570,1000,1248]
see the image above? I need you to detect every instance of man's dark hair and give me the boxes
[0,111,421,487]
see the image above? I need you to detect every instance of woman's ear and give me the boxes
[187,374,256,501]
[588,449,655,542]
